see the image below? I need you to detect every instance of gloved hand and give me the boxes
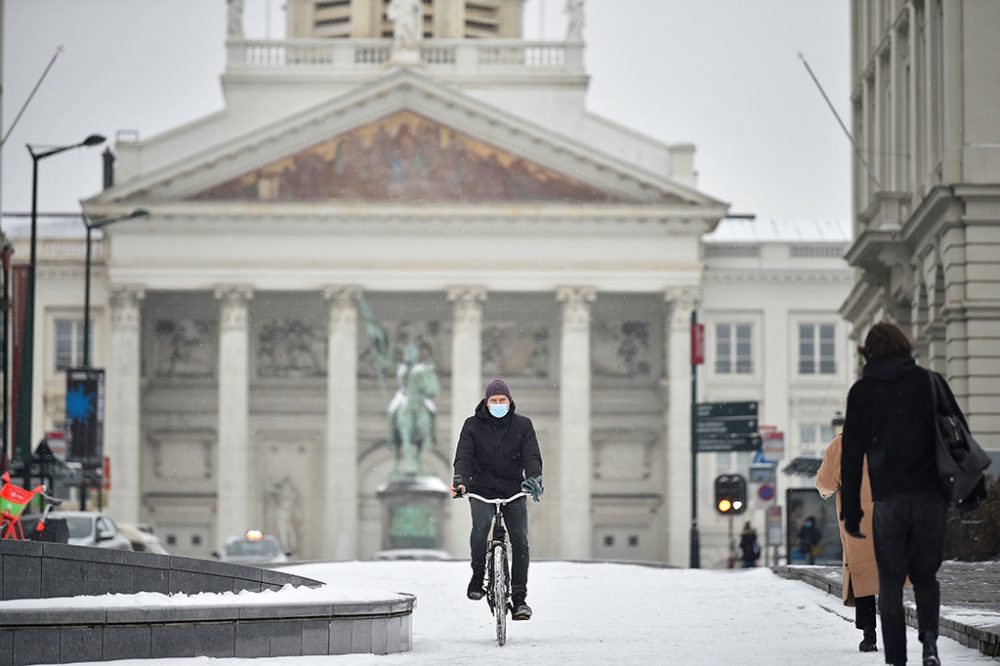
[451,475,467,498]
[521,476,543,502]
[843,508,865,539]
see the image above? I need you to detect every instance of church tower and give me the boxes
[285,0,525,40]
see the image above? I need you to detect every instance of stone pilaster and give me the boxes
[556,286,596,560]
[214,285,253,551]
[445,286,487,557]
[105,285,145,523]
[663,286,699,567]
[322,286,360,560]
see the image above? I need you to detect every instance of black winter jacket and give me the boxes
[841,353,958,531]
[453,399,543,499]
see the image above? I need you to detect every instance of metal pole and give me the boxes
[15,155,39,488]
[83,224,92,367]
[689,309,700,569]
[1,244,10,463]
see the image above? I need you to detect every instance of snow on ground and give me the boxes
[61,560,997,666]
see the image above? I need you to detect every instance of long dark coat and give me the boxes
[453,399,543,499]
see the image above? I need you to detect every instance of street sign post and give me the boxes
[694,401,760,452]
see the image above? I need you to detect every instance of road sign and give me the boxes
[760,428,785,462]
[757,483,775,502]
[695,401,760,452]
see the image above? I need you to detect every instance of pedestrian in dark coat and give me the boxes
[452,379,543,621]
[797,516,821,564]
[738,522,760,568]
[841,322,957,666]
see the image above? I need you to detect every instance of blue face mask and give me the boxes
[488,403,509,418]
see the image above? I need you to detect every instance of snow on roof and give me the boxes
[1,213,87,239]
[705,218,851,243]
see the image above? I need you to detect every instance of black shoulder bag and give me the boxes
[929,370,991,511]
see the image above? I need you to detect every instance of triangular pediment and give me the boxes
[94,69,726,212]
[189,110,618,204]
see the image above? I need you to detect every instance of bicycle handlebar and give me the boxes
[465,492,530,505]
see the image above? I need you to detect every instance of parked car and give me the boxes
[216,530,288,565]
[118,522,170,555]
[20,511,132,551]
[374,548,451,561]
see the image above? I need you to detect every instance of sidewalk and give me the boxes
[776,562,1000,658]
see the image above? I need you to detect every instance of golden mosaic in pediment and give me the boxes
[189,111,619,203]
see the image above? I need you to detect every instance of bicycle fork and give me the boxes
[486,513,509,615]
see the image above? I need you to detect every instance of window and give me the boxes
[798,323,836,375]
[715,323,753,374]
[800,423,835,455]
[55,319,92,371]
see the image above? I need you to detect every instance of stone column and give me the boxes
[323,287,359,560]
[663,287,698,567]
[445,287,487,557]
[214,285,253,550]
[105,285,145,523]
[556,286,595,560]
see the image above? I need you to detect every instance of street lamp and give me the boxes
[14,134,106,487]
[81,208,149,367]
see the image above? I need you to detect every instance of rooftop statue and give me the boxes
[226,0,244,39]
[387,0,423,55]
[565,0,585,41]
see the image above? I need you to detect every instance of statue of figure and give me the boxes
[387,343,440,476]
[264,477,300,556]
[387,0,423,52]
[227,0,244,39]
[565,0,585,41]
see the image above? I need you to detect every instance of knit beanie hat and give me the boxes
[484,379,512,402]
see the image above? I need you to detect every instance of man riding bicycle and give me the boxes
[452,379,543,620]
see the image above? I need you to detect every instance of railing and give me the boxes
[226,38,584,76]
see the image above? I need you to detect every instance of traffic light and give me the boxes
[714,474,748,514]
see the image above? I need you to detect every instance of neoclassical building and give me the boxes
[8,1,856,566]
[842,0,1000,454]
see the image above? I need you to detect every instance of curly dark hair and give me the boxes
[858,322,914,361]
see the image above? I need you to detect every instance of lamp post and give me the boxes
[81,209,148,367]
[15,134,105,488]
[1,242,13,466]
[76,208,147,510]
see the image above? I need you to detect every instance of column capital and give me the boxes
[323,286,360,328]
[663,285,700,311]
[109,284,145,329]
[214,285,253,330]
[446,286,488,304]
[556,286,596,329]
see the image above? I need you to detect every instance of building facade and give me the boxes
[6,2,855,566]
[842,0,1000,454]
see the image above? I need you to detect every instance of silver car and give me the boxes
[28,511,133,550]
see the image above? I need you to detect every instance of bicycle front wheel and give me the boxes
[492,545,507,647]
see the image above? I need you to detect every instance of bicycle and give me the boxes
[0,472,63,540]
[463,491,529,647]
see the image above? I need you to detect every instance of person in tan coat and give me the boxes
[816,433,879,653]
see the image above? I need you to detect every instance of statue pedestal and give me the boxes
[376,476,450,551]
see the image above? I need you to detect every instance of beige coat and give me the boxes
[815,434,879,604]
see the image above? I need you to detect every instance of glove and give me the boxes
[451,475,467,498]
[521,476,543,502]
[843,508,865,539]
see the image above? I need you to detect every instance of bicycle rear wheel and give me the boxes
[492,545,507,646]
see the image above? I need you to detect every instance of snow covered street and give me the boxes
[61,560,997,665]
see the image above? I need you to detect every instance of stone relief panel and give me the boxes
[358,319,451,377]
[153,319,215,379]
[257,319,327,378]
[481,323,550,378]
[145,431,215,496]
[592,320,652,378]
[592,429,656,482]
[259,434,320,558]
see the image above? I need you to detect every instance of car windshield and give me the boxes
[63,516,94,539]
[225,538,281,558]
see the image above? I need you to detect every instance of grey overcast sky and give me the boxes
[1,0,850,227]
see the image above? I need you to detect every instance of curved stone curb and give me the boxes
[0,539,321,600]
[0,541,416,663]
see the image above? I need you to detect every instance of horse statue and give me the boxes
[387,344,440,476]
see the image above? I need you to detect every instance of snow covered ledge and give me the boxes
[0,540,415,662]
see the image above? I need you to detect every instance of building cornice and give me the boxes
[704,270,852,285]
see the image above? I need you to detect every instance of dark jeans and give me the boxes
[873,494,947,665]
[470,496,529,599]
[855,595,876,630]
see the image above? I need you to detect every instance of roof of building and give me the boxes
[1,213,87,240]
[705,218,851,243]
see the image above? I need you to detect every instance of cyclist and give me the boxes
[452,379,543,621]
